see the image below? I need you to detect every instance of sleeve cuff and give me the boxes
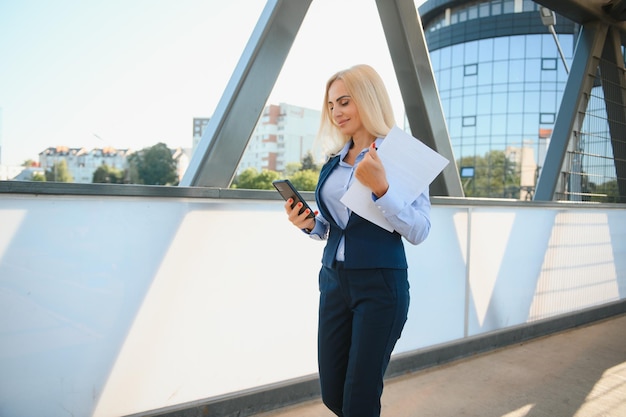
[373,186,405,217]
[305,217,328,241]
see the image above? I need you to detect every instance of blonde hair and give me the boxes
[317,64,396,156]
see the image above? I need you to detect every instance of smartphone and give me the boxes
[272,179,315,219]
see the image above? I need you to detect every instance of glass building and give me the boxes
[419,0,580,199]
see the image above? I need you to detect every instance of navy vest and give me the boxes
[316,155,408,270]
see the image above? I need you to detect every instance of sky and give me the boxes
[0,0,427,167]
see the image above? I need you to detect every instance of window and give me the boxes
[468,4,478,20]
[540,113,556,124]
[463,116,477,127]
[464,64,478,76]
[542,58,558,70]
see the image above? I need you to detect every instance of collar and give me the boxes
[339,137,384,161]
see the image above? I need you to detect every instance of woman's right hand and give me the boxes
[284,198,317,231]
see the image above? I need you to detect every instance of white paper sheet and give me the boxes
[340,125,449,232]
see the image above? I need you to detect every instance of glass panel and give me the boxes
[525,59,541,82]
[438,69,452,91]
[503,0,515,14]
[440,46,452,69]
[476,115,491,135]
[465,41,479,62]
[509,36,525,60]
[542,67,557,82]
[478,62,493,86]
[525,35,542,59]
[524,92,541,113]
[492,1,503,16]
[459,9,468,22]
[451,66,465,89]
[509,59,525,83]
[492,114,507,135]
[451,97,463,116]
[478,38,494,61]
[477,94,492,115]
[523,0,536,12]
[465,74,477,87]
[463,94,477,112]
[507,114,523,134]
[492,93,508,114]
[493,61,509,84]
[540,92,557,113]
[479,3,491,17]
[490,135,507,148]
[449,118,462,137]
[508,92,524,113]
[523,113,540,136]
[468,4,478,20]
[542,34,558,56]
[493,37,509,60]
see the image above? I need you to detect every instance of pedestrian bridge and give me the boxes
[2,0,626,415]
[259,313,626,417]
[0,182,624,416]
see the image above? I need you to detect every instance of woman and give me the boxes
[283,64,431,417]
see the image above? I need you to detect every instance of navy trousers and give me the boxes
[318,263,410,417]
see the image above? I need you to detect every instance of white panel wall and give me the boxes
[0,194,624,417]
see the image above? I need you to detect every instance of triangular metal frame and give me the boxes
[180,0,464,197]
[534,21,626,201]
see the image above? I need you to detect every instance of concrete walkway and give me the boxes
[254,314,626,417]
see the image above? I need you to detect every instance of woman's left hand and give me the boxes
[355,143,389,198]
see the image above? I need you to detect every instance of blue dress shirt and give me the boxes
[308,138,431,261]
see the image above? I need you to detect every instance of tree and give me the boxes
[283,162,302,177]
[290,169,318,191]
[31,172,46,182]
[458,150,520,198]
[45,160,73,182]
[591,179,620,203]
[127,143,178,185]
[301,151,319,171]
[92,164,125,184]
[232,167,281,189]
[231,152,321,190]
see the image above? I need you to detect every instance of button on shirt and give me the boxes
[308,138,432,261]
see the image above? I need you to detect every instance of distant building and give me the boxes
[36,145,191,184]
[39,146,132,183]
[237,103,321,174]
[192,118,210,154]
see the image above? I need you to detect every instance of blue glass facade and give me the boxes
[420,0,577,198]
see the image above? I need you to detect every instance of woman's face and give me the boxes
[328,79,364,138]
